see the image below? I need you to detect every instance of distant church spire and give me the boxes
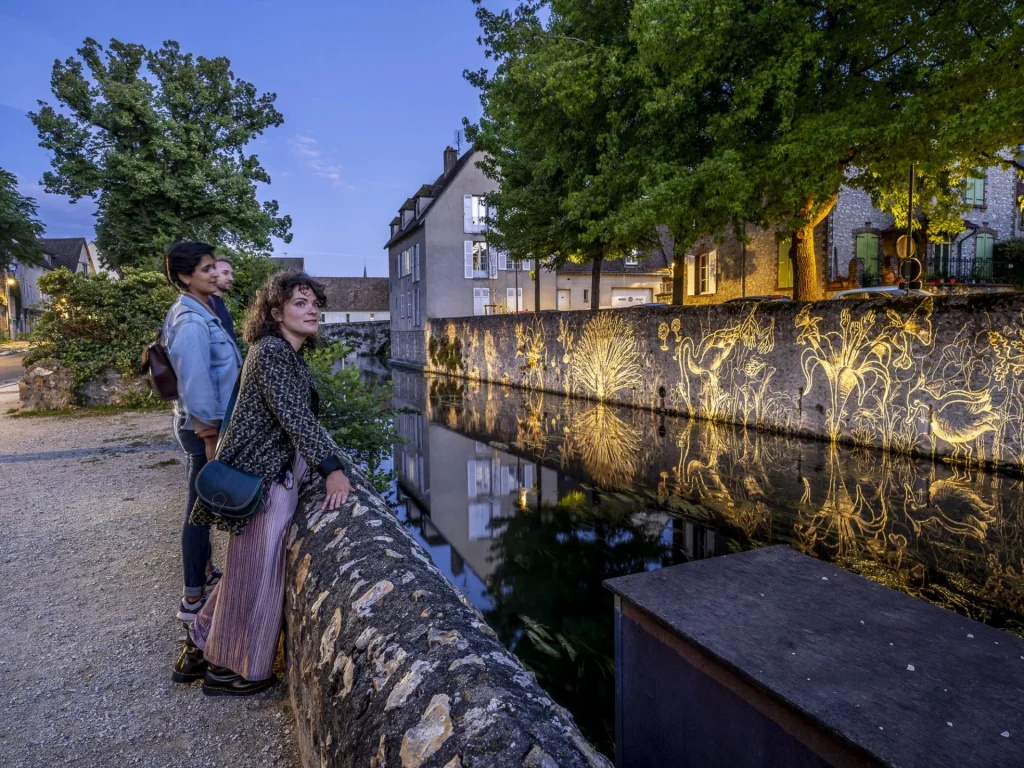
[363,261,367,279]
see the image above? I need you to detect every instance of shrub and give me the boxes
[994,237,1024,286]
[306,340,398,493]
[25,268,175,397]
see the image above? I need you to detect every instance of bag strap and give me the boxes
[216,376,242,455]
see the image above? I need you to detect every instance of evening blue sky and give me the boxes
[0,0,505,276]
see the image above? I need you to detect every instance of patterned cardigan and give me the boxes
[190,335,345,532]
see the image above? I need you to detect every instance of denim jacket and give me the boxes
[162,294,242,432]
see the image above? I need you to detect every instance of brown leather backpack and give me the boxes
[141,341,178,401]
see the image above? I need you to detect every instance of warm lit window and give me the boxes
[698,252,711,295]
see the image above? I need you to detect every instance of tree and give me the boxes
[0,167,45,274]
[30,38,292,271]
[466,1,654,310]
[632,0,1024,300]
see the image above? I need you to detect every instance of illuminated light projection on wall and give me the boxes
[425,296,1024,472]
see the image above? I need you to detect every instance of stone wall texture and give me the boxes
[284,462,610,768]
[321,321,390,357]
[423,293,1024,470]
[392,329,429,369]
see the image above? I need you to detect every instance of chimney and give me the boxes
[443,145,459,176]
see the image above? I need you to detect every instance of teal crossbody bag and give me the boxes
[194,380,268,527]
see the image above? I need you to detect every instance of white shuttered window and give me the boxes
[506,287,523,312]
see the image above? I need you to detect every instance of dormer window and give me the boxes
[625,249,640,267]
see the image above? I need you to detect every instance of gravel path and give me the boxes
[0,385,300,768]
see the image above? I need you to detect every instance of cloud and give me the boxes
[288,135,347,185]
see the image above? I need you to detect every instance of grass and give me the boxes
[7,401,171,419]
[144,458,180,468]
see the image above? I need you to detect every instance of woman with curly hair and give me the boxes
[172,270,353,696]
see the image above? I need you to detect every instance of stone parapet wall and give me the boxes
[423,293,1024,469]
[284,461,609,768]
[391,329,429,369]
[320,321,390,357]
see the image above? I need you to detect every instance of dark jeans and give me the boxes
[173,413,213,599]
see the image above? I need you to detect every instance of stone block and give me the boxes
[18,360,74,411]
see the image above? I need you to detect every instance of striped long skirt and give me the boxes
[191,453,308,681]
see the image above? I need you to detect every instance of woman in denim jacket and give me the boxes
[162,241,242,623]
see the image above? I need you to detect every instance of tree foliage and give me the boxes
[0,167,45,274]
[471,1,1024,302]
[465,1,654,309]
[25,268,176,393]
[630,0,1024,298]
[30,38,292,271]
[306,340,398,493]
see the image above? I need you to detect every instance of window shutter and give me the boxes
[467,462,477,497]
[708,250,718,294]
[414,244,420,282]
[498,250,508,271]
[488,248,498,279]
[506,287,515,310]
[517,287,523,311]
[464,195,473,233]
[465,241,474,279]
[686,254,696,296]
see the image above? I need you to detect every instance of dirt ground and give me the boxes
[0,385,299,768]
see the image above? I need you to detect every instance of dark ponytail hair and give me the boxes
[165,241,216,291]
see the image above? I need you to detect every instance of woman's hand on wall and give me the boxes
[323,470,352,510]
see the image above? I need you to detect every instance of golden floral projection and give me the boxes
[569,313,642,402]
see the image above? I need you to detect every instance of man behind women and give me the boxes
[162,242,242,623]
[209,256,237,344]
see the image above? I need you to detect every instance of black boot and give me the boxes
[202,663,278,697]
[171,636,207,683]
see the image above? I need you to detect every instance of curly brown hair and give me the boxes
[243,270,327,348]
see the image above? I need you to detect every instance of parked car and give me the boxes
[724,295,792,303]
[831,286,933,300]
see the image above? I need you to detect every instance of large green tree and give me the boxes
[466,1,654,310]
[0,168,45,274]
[30,38,292,271]
[632,0,1024,299]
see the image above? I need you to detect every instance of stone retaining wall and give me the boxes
[321,321,390,357]
[422,293,1024,470]
[284,462,610,768]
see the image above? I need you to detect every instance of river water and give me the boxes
[381,368,1024,755]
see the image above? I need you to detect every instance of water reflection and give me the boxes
[388,370,1024,753]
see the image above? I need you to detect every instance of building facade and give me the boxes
[387,147,673,366]
[317,277,390,324]
[676,161,1022,304]
[3,237,90,338]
